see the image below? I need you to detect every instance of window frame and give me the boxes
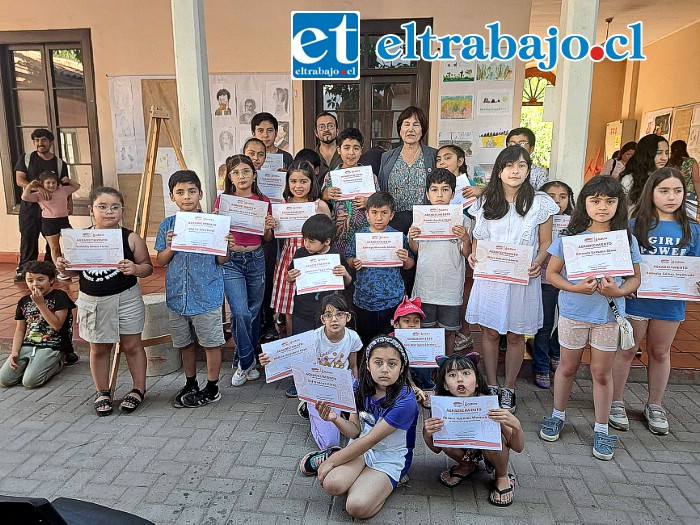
[0,29,101,215]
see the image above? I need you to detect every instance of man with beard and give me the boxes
[315,112,342,184]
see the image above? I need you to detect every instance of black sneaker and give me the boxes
[14,271,23,282]
[297,400,309,419]
[181,388,221,408]
[500,388,517,413]
[173,383,199,408]
[65,352,80,366]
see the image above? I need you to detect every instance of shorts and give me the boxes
[41,217,71,237]
[558,316,619,352]
[169,307,225,349]
[77,284,145,344]
[421,303,461,331]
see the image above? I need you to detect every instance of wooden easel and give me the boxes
[108,106,187,398]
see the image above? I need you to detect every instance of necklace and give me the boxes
[402,145,421,166]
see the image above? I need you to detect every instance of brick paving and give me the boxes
[0,354,698,524]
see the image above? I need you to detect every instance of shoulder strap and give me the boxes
[56,156,64,176]
[25,152,31,170]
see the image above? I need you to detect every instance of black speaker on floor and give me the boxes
[0,495,154,525]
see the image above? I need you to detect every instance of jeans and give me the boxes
[410,367,435,390]
[532,283,560,374]
[223,247,265,371]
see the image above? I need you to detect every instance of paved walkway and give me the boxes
[0,355,698,524]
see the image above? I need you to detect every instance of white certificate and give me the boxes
[355,232,403,267]
[473,240,534,285]
[412,205,463,240]
[272,202,316,238]
[431,395,502,450]
[295,253,344,295]
[170,212,230,256]
[637,255,700,301]
[552,215,569,239]
[329,166,376,200]
[291,362,356,412]
[61,229,124,270]
[257,169,285,203]
[394,328,445,367]
[450,174,478,209]
[218,194,268,236]
[262,153,283,170]
[262,330,317,383]
[562,230,634,280]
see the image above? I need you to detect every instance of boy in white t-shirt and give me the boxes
[408,169,473,354]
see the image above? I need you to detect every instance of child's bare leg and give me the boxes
[483,432,514,504]
[480,326,500,386]
[345,465,395,519]
[612,317,647,400]
[590,348,615,425]
[203,346,222,381]
[285,314,293,337]
[89,343,114,391]
[552,347,584,412]
[645,319,678,406]
[181,343,198,378]
[119,333,147,393]
[504,332,525,389]
[320,455,366,496]
[46,234,62,265]
[445,329,457,356]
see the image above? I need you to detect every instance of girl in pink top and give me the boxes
[21,171,80,280]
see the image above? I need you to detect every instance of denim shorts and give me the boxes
[421,303,462,331]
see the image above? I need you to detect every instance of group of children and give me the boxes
[3,119,699,518]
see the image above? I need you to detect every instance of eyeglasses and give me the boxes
[229,169,254,178]
[508,140,530,148]
[92,204,123,212]
[317,123,336,131]
[321,312,350,321]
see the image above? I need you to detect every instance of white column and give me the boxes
[171,0,216,211]
[548,0,599,195]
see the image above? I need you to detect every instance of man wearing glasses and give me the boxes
[314,112,342,183]
[506,127,549,190]
[14,128,69,281]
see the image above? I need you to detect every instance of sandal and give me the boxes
[120,388,145,414]
[489,474,516,507]
[439,464,476,488]
[94,390,112,417]
[454,332,474,352]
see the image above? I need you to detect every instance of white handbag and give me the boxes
[607,297,635,351]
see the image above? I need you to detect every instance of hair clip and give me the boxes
[435,355,449,368]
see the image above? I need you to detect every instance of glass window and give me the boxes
[55,90,88,127]
[17,90,48,126]
[12,50,44,88]
[51,49,85,88]
[323,83,360,111]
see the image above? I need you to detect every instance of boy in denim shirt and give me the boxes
[155,170,232,407]
[346,192,414,343]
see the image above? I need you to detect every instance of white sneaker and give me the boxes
[608,401,629,431]
[231,367,247,387]
[57,272,72,281]
[246,367,260,381]
[644,404,669,435]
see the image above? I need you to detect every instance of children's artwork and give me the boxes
[213,86,233,117]
[441,59,475,82]
[275,121,290,152]
[476,61,514,81]
[473,164,494,186]
[116,143,138,172]
[217,129,236,153]
[112,79,134,110]
[641,107,673,138]
[477,90,511,116]
[479,130,508,148]
[114,113,135,139]
[440,95,473,120]
[687,125,700,162]
[437,131,473,156]
[266,81,290,117]
[238,91,262,125]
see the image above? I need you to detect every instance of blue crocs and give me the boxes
[539,416,564,442]
[592,432,618,461]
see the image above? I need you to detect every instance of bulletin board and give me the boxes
[108,73,293,232]
[437,57,516,185]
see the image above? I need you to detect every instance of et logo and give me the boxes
[291,12,360,80]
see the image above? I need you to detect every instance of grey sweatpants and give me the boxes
[0,345,64,388]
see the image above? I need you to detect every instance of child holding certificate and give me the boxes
[271,161,331,343]
[156,171,233,408]
[347,192,415,344]
[261,295,362,454]
[466,146,559,413]
[532,181,575,389]
[286,214,352,335]
[56,187,153,416]
[409,169,472,356]
[321,128,380,256]
[540,176,641,461]
[422,353,524,507]
[611,168,700,435]
[214,155,276,388]
[306,335,419,519]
